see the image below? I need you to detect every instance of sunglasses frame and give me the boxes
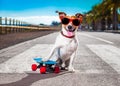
[60,17,81,26]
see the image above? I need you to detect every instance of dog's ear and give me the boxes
[56,11,66,19]
[75,13,83,23]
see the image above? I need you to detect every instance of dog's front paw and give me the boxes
[68,66,75,72]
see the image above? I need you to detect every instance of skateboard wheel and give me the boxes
[31,64,37,71]
[54,66,60,73]
[40,66,46,74]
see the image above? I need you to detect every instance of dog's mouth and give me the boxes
[61,25,77,38]
[66,31,74,37]
[67,28,75,32]
[65,28,76,37]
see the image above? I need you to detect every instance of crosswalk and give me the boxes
[79,33,114,44]
[87,44,120,73]
[0,44,53,73]
[0,43,120,74]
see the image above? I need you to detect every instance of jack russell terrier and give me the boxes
[43,11,83,72]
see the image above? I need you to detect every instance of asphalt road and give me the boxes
[0,31,120,86]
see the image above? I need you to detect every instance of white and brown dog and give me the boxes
[43,11,83,72]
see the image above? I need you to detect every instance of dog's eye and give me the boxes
[72,19,80,26]
[61,18,70,25]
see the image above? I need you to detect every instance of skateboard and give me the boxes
[31,57,60,74]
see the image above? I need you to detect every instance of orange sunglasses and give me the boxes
[60,16,82,26]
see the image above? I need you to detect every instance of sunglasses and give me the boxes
[60,17,81,26]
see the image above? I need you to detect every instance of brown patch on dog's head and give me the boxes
[56,11,67,19]
[75,13,83,23]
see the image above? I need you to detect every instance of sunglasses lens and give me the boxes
[72,19,80,26]
[61,18,70,25]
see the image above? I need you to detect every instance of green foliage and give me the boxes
[85,0,120,30]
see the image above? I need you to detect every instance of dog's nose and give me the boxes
[68,25,72,29]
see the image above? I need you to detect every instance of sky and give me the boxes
[0,0,102,25]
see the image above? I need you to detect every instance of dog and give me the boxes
[43,11,83,72]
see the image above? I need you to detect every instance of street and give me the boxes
[0,31,120,86]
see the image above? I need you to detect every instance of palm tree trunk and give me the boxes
[113,4,118,30]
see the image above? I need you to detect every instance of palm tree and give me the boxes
[85,0,120,31]
[85,3,107,31]
[102,0,120,30]
[111,0,120,30]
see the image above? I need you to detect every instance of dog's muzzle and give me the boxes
[67,25,76,32]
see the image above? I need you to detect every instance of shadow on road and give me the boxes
[1,71,70,86]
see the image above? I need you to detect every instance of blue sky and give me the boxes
[0,0,101,25]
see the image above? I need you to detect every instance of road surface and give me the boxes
[0,31,120,86]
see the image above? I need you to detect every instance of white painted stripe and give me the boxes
[87,44,120,73]
[75,69,105,74]
[0,44,53,73]
[79,33,113,44]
